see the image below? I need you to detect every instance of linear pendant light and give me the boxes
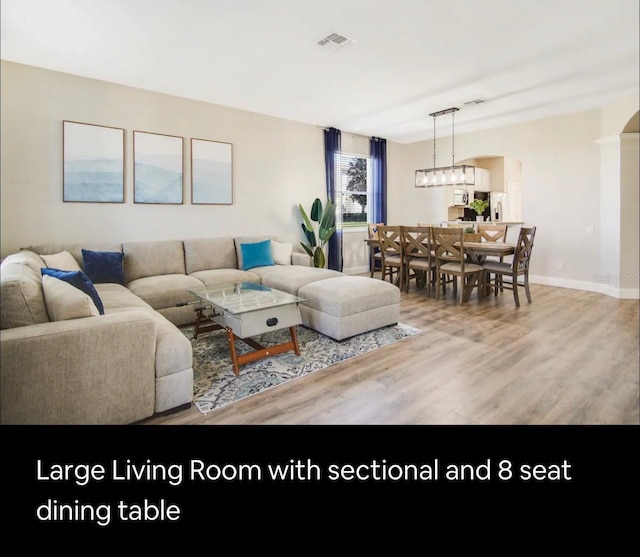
[415,107,475,188]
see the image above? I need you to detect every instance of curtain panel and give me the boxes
[324,127,342,271]
[370,136,387,225]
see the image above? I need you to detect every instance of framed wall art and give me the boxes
[133,131,184,204]
[63,120,125,203]
[190,138,233,205]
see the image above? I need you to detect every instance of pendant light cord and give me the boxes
[432,115,437,170]
[451,110,455,167]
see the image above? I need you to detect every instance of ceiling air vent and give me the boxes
[317,33,355,51]
[463,99,488,106]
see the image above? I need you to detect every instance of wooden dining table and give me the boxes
[365,237,515,294]
[460,241,515,264]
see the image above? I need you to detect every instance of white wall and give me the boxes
[0,61,328,257]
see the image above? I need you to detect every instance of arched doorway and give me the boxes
[457,155,523,223]
[598,110,639,298]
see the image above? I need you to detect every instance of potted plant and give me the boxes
[469,199,489,222]
[463,226,480,243]
[299,198,336,268]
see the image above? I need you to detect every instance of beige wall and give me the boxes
[394,105,639,296]
[0,61,329,257]
[1,61,637,295]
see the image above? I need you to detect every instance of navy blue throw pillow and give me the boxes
[41,268,105,315]
[82,249,125,285]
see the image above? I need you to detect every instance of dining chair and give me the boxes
[401,225,436,294]
[483,226,537,307]
[477,223,508,291]
[367,222,384,278]
[377,225,404,288]
[430,227,485,305]
[477,223,508,243]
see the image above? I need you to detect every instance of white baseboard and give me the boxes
[344,265,371,276]
[529,275,640,300]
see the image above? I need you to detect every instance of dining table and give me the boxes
[365,236,516,294]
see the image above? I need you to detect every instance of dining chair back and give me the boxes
[401,225,435,294]
[477,223,508,243]
[430,227,484,305]
[484,226,537,307]
[367,222,384,277]
[368,223,383,241]
[377,225,404,287]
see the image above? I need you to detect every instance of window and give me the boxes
[336,152,370,229]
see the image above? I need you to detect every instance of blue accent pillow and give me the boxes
[41,268,105,315]
[240,240,274,271]
[82,249,125,285]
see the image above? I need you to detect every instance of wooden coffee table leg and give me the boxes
[224,325,301,375]
[290,326,301,356]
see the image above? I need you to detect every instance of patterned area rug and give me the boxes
[182,323,422,414]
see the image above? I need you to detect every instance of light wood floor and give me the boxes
[139,280,639,425]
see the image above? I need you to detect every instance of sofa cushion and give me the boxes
[127,274,204,310]
[189,268,261,288]
[298,276,400,317]
[42,274,100,321]
[40,251,82,272]
[41,268,105,315]
[94,283,153,312]
[240,239,274,270]
[0,252,50,329]
[183,237,237,274]
[122,240,186,283]
[256,265,343,295]
[82,249,125,285]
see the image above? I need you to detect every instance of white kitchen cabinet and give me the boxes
[473,168,491,191]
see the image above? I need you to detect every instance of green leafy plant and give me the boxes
[299,198,337,268]
[469,199,489,215]
[463,227,476,234]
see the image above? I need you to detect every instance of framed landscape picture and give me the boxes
[190,138,233,204]
[63,121,125,203]
[134,131,184,204]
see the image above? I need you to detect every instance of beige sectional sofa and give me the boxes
[0,235,400,425]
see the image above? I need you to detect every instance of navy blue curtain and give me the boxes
[370,136,387,225]
[324,127,342,271]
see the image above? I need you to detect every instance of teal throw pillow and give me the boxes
[240,240,274,271]
[82,249,125,285]
[41,268,105,315]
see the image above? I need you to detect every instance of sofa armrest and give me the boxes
[0,311,157,425]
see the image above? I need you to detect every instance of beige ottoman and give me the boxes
[298,276,401,341]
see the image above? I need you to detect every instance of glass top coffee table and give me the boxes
[188,282,304,375]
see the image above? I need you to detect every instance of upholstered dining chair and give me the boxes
[483,226,537,307]
[377,225,404,288]
[477,223,508,243]
[401,225,436,294]
[430,227,485,305]
[477,222,508,290]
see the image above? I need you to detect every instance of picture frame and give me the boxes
[63,120,125,203]
[190,138,233,205]
[133,131,184,204]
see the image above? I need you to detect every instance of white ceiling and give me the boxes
[1,0,638,143]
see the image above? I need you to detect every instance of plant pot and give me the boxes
[464,233,481,243]
[476,215,484,222]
